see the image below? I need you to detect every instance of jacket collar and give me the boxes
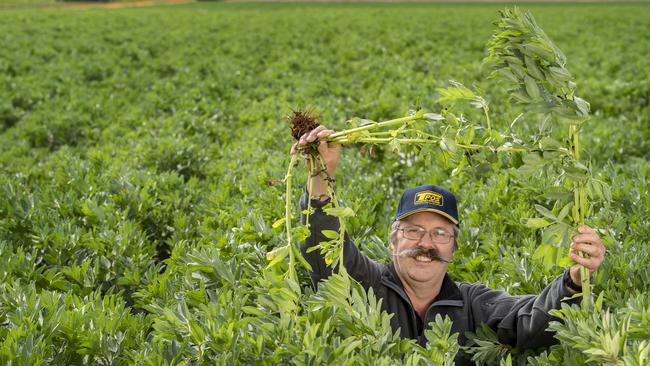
[382,262,464,307]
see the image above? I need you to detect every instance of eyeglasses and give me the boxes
[397,225,454,244]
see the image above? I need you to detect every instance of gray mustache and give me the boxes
[394,248,452,263]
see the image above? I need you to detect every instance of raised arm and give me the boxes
[466,226,606,349]
[291,125,340,202]
[292,126,383,290]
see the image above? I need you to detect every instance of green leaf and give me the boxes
[503,55,524,67]
[522,217,552,229]
[557,255,573,267]
[509,62,527,79]
[462,127,476,146]
[437,81,476,103]
[564,162,590,181]
[524,42,556,62]
[293,225,312,242]
[291,242,313,271]
[524,74,541,100]
[539,137,563,150]
[545,187,573,201]
[271,217,286,229]
[542,150,562,160]
[266,245,289,268]
[557,202,573,222]
[389,138,400,153]
[533,244,556,269]
[188,320,206,344]
[534,204,557,221]
[321,230,339,239]
[242,306,265,317]
[552,105,578,119]
[518,152,544,176]
[548,66,572,82]
[424,113,444,121]
[500,354,513,366]
[595,291,605,312]
[343,339,363,355]
[574,96,590,117]
[497,67,519,83]
[587,179,612,202]
[440,137,458,154]
[525,55,544,80]
[542,222,573,248]
[512,87,532,103]
[323,206,355,218]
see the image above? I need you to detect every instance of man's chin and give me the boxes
[407,267,442,281]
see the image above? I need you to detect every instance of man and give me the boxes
[292,126,606,365]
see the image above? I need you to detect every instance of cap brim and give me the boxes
[396,208,459,225]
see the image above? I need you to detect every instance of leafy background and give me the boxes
[0,3,648,365]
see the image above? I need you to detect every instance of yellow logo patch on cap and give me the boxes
[414,191,443,206]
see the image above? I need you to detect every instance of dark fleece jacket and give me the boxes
[300,193,580,365]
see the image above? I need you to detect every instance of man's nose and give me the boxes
[417,232,437,249]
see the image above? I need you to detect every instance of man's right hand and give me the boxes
[290,125,341,200]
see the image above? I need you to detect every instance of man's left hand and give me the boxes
[569,225,606,285]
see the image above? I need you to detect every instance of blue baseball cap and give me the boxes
[394,185,459,225]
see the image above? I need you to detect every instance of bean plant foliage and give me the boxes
[0,3,648,366]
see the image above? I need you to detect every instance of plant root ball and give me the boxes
[289,109,320,141]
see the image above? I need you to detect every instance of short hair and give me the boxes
[389,220,459,250]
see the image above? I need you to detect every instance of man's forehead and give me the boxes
[402,211,454,227]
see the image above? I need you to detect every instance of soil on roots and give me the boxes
[289,110,320,141]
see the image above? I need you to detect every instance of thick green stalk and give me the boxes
[305,156,315,228]
[326,114,421,140]
[285,153,299,281]
[327,136,529,154]
[571,125,591,306]
[330,137,435,144]
[361,129,437,138]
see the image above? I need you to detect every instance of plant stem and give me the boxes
[305,156,315,228]
[571,124,591,306]
[328,136,530,154]
[326,114,421,140]
[483,106,492,133]
[331,137,435,144]
[363,129,436,138]
[285,153,299,281]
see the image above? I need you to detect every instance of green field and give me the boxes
[1,3,649,365]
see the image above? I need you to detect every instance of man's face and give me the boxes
[392,211,456,286]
